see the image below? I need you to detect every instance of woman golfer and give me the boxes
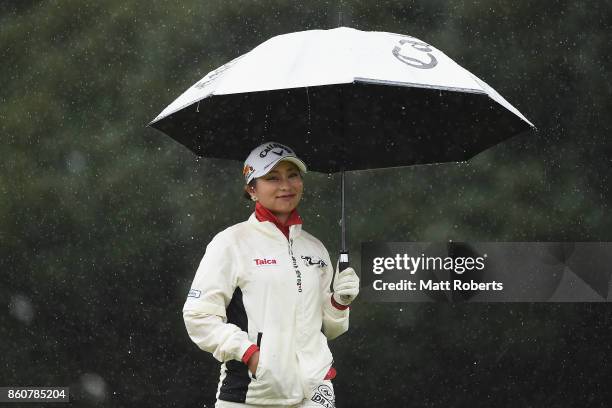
[183,142,359,408]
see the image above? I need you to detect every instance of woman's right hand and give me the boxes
[247,350,259,375]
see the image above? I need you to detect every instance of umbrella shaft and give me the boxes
[341,170,346,252]
[340,170,349,270]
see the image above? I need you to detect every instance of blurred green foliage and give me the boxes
[1,0,611,407]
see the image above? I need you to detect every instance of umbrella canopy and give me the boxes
[149,27,534,173]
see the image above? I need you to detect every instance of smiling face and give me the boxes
[246,160,304,222]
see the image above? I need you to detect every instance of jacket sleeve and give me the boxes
[182,235,254,363]
[319,245,350,340]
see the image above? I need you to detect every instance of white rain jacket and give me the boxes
[183,213,350,405]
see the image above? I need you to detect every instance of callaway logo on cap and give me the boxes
[243,142,307,184]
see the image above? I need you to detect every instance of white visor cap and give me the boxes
[243,142,307,184]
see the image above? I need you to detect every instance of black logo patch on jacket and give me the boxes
[301,255,327,268]
[311,384,335,407]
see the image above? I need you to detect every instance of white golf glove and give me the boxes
[332,264,360,306]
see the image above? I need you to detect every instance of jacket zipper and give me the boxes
[288,238,303,293]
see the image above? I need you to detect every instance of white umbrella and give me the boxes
[149,27,534,267]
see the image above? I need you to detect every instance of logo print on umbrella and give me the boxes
[194,54,246,90]
[392,37,438,69]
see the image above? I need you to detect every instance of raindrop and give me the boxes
[305,87,312,135]
[9,294,34,325]
[66,150,86,174]
[263,103,272,134]
[80,373,108,403]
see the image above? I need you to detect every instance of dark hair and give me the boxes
[243,179,257,201]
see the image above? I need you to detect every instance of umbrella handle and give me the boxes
[339,251,349,272]
[338,251,351,303]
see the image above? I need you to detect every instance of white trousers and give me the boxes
[215,380,335,408]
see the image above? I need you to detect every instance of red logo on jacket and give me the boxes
[254,258,277,266]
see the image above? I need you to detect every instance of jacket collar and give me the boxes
[248,203,303,241]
